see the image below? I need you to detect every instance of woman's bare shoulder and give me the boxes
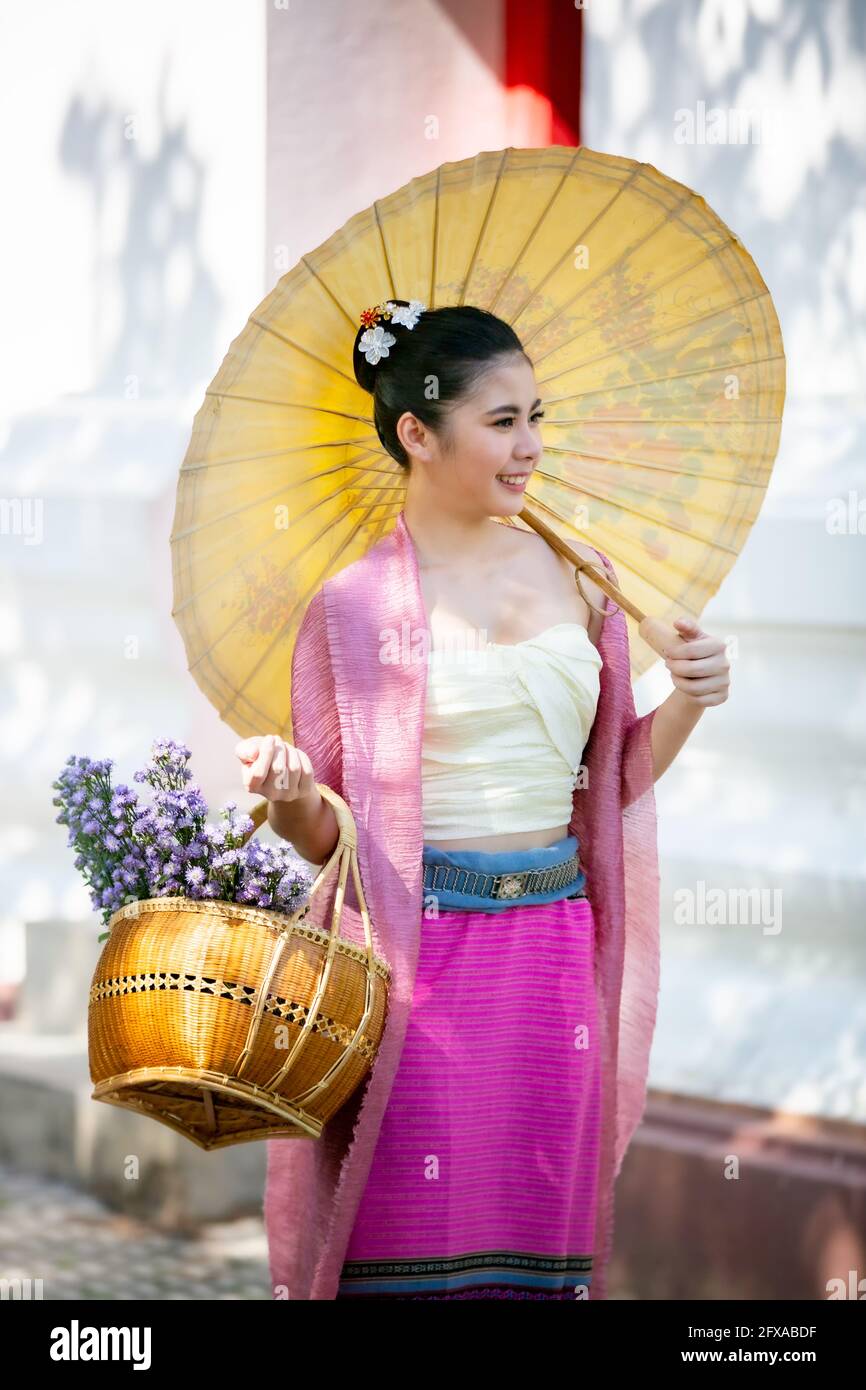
[497,522,604,567]
[498,525,609,646]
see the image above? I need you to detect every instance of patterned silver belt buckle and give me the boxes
[494,870,530,900]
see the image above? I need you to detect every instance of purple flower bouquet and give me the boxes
[53,736,312,941]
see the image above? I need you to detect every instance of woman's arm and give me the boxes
[268,787,340,866]
[648,689,706,781]
[623,615,730,802]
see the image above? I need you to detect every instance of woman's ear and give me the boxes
[395,411,429,465]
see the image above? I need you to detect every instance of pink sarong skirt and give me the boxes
[336,892,602,1299]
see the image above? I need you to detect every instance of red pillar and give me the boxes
[504,0,583,146]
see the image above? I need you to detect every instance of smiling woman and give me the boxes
[263,298,663,1301]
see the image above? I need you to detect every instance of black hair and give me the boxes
[352,300,530,469]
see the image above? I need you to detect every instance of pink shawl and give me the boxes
[264,509,660,1300]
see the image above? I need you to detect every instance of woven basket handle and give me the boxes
[234,783,381,1102]
[242,782,375,965]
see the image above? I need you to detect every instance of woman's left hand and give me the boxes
[664,616,731,707]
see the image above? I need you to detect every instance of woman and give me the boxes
[238,301,730,1300]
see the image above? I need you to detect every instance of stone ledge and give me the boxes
[0,1030,270,1228]
[614,1090,866,1299]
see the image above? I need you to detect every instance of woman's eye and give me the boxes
[494,411,545,428]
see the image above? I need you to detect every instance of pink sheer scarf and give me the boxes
[264,510,660,1300]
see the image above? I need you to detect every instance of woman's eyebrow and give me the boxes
[484,398,542,415]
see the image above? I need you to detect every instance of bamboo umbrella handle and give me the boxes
[517,508,687,660]
[634,614,687,660]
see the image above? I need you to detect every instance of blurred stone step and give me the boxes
[0,1028,269,1226]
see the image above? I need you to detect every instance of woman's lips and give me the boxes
[496,475,529,492]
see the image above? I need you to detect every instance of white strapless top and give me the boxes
[421,623,603,841]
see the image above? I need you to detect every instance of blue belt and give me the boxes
[421,834,586,914]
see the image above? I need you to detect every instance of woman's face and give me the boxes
[397,354,544,518]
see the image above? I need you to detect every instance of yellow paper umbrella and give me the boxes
[171,145,785,739]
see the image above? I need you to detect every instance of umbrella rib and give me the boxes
[537,478,744,555]
[537,285,777,386]
[508,159,678,334]
[179,469,402,649]
[215,484,404,726]
[460,148,510,306]
[518,182,695,350]
[524,232,729,357]
[488,146,586,318]
[542,430,779,461]
[267,455,402,485]
[247,313,359,386]
[430,164,441,308]
[536,452,772,487]
[203,388,372,424]
[299,207,396,332]
[298,255,360,332]
[547,417,783,450]
[179,436,386,473]
[373,199,398,302]
[265,453,399,486]
[173,448,396,547]
[276,495,398,730]
[173,447,386,550]
[538,350,785,397]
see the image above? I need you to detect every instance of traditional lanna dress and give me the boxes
[264,510,660,1301]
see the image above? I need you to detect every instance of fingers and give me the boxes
[272,740,288,790]
[234,736,262,765]
[297,748,315,790]
[673,616,706,637]
[281,745,315,796]
[277,742,299,794]
[236,736,264,792]
[669,672,729,693]
[236,735,313,800]
[249,734,275,788]
[665,636,720,660]
[665,623,731,706]
[666,653,727,676]
[297,749,313,779]
[237,735,277,794]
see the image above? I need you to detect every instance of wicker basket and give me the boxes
[88,784,390,1150]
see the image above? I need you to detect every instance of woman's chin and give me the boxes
[490,483,527,513]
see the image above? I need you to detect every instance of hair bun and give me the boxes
[352,298,424,393]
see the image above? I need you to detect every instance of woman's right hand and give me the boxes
[234,735,318,804]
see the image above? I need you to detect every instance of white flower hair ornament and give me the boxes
[357,298,427,365]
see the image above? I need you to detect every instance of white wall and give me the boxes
[583,0,866,1121]
[267,0,508,276]
[0,0,265,983]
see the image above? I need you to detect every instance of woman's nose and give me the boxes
[516,435,541,464]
